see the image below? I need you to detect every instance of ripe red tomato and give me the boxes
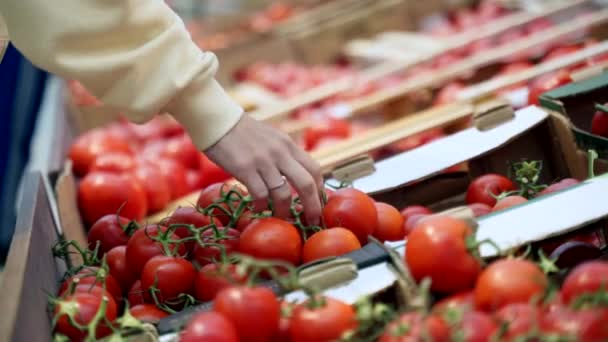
[591,104,608,138]
[194,263,247,302]
[140,255,195,303]
[303,119,351,150]
[236,210,256,232]
[186,169,204,190]
[537,178,580,197]
[129,304,169,324]
[59,267,122,302]
[146,158,190,200]
[193,227,240,266]
[239,217,302,265]
[78,172,148,226]
[492,195,528,212]
[199,153,232,189]
[288,297,357,342]
[541,305,608,341]
[468,203,492,218]
[403,213,430,236]
[374,203,405,242]
[180,311,239,342]
[561,261,608,305]
[322,188,378,244]
[474,259,548,311]
[127,280,145,306]
[302,228,361,264]
[163,206,220,252]
[107,245,137,293]
[466,174,516,207]
[433,291,475,313]
[69,129,133,177]
[90,152,137,174]
[379,312,450,342]
[214,286,281,341]
[495,303,539,340]
[406,216,482,294]
[87,214,132,256]
[527,70,572,106]
[433,82,465,106]
[456,311,499,342]
[125,224,186,276]
[132,162,171,214]
[142,135,200,170]
[54,292,118,341]
[400,205,433,222]
[197,182,248,225]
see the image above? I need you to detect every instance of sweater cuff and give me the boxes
[167,77,244,151]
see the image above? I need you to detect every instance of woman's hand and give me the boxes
[205,115,323,225]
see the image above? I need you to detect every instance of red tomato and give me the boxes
[433,291,475,313]
[54,292,118,341]
[239,217,302,265]
[132,162,171,214]
[495,303,539,340]
[456,311,499,342]
[591,104,608,138]
[125,224,186,276]
[236,210,256,232]
[288,297,357,342]
[87,214,132,256]
[400,205,433,222]
[107,245,137,293]
[186,169,203,191]
[374,203,405,242]
[197,182,248,226]
[193,227,240,266]
[379,312,450,342]
[303,119,351,150]
[142,135,200,170]
[180,311,239,342]
[127,280,145,306]
[214,286,281,341]
[434,82,465,106]
[90,152,137,174]
[322,188,378,244]
[474,259,548,311]
[78,172,148,226]
[194,263,247,302]
[145,158,190,200]
[537,178,580,197]
[403,213,431,237]
[59,267,122,302]
[69,129,133,177]
[527,70,572,106]
[302,228,361,263]
[466,174,516,207]
[141,256,195,303]
[163,206,220,252]
[406,216,482,294]
[541,305,608,341]
[492,195,528,212]
[468,203,492,218]
[199,154,232,188]
[561,261,608,305]
[129,304,168,324]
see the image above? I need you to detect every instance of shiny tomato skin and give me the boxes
[142,134,200,170]
[87,214,131,256]
[194,263,247,302]
[302,228,361,264]
[236,210,256,232]
[433,291,475,313]
[180,311,239,342]
[400,205,433,222]
[289,297,357,342]
[132,162,171,214]
[199,154,232,189]
[59,267,122,302]
[214,286,281,341]
[591,108,608,138]
[78,172,148,227]
[106,245,137,293]
[322,188,378,244]
[54,292,118,341]
[474,259,548,311]
[541,305,608,341]
[193,227,240,266]
[197,182,248,226]
[239,217,302,265]
[527,70,572,106]
[379,312,450,342]
[141,256,195,303]
[495,303,539,340]
[303,119,351,150]
[163,206,220,252]
[129,304,169,324]
[492,195,528,212]
[433,82,465,106]
[148,158,190,200]
[374,203,406,242]
[561,261,608,305]
[457,311,499,342]
[468,203,492,218]
[406,216,482,294]
[466,174,516,207]
[403,213,430,237]
[538,178,580,197]
[69,129,133,177]
[90,152,137,174]
[127,280,145,306]
[125,224,186,276]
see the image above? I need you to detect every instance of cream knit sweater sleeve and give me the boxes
[0,0,243,150]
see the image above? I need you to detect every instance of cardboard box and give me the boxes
[540,71,608,159]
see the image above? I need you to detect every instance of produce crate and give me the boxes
[539,71,608,158]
